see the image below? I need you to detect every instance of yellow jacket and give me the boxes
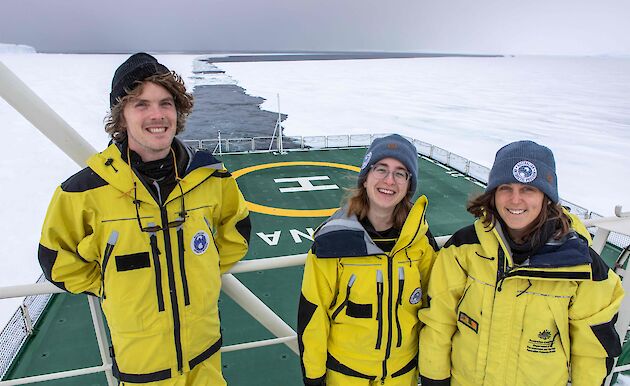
[298,197,438,385]
[38,141,250,383]
[419,215,623,386]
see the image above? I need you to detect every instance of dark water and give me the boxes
[180,84,287,141]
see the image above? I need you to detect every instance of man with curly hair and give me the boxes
[39,53,251,385]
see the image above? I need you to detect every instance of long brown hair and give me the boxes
[346,185,413,229]
[104,72,194,141]
[467,189,570,243]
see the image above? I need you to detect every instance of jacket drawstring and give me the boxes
[517,279,532,297]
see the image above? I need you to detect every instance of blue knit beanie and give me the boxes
[358,134,418,194]
[110,53,170,108]
[486,140,558,202]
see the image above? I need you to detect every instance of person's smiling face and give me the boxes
[363,157,410,215]
[494,183,545,242]
[123,81,177,161]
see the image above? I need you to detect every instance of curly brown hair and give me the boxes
[467,189,570,243]
[104,72,194,141]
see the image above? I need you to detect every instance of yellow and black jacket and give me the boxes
[298,197,438,385]
[38,139,250,383]
[419,215,624,386]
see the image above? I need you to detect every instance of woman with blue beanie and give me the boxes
[298,134,439,386]
[419,140,624,385]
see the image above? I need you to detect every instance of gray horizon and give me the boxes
[1,0,629,56]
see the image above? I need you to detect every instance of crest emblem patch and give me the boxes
[409,287,422,304]
[191,231,210,255]
[361,151,373,170]
[513,160,537,183]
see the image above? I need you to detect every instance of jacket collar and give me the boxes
[87,138,225,205]
[478,212,593,280]
[312,196,429,258]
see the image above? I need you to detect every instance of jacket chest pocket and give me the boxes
[331,263,382,320]
[331,273,374,320]
[103,248,164,334]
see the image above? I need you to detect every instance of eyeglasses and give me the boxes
[133,180,187,233]
[369,164,410,184]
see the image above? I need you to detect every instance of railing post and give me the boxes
[19,304,33,336]
[87,297,116,386]
[592,228,611,255]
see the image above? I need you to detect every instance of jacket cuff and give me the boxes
[303,375,326,386]
[420,375,450,385]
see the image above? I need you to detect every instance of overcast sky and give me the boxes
[1,0,629,55]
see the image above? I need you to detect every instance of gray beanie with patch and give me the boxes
[486,140,559,203]
[358,134,418,194]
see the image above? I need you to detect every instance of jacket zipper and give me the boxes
[381,256,394,383]
[496,248,507,292]
[161,208,184,374]
[331,274,356,320]
[148,224,165,312]
[375,269,384,349]
[100,231,119,299]
[176,224,190,306]
[395,266,404,347]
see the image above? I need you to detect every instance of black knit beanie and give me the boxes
[110,53,170,107]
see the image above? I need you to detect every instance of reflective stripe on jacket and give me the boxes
[418,214,624,386]
[298,196,438,384]
[38,140,250,383]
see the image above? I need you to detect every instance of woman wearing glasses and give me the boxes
[298,134,438,386]
[418,141,623,385]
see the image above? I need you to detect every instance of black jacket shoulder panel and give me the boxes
[211,170,232,178]
[61,167,108,193]
[186,148,222,174]
[312,229,368,258]
[444,224,479,248]
[589,247,610,282]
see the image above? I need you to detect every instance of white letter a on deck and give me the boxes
[256,231,281,246]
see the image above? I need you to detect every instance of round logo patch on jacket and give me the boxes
[512,160,537,183]
[410,287,422,304]
[191,231,210,255]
